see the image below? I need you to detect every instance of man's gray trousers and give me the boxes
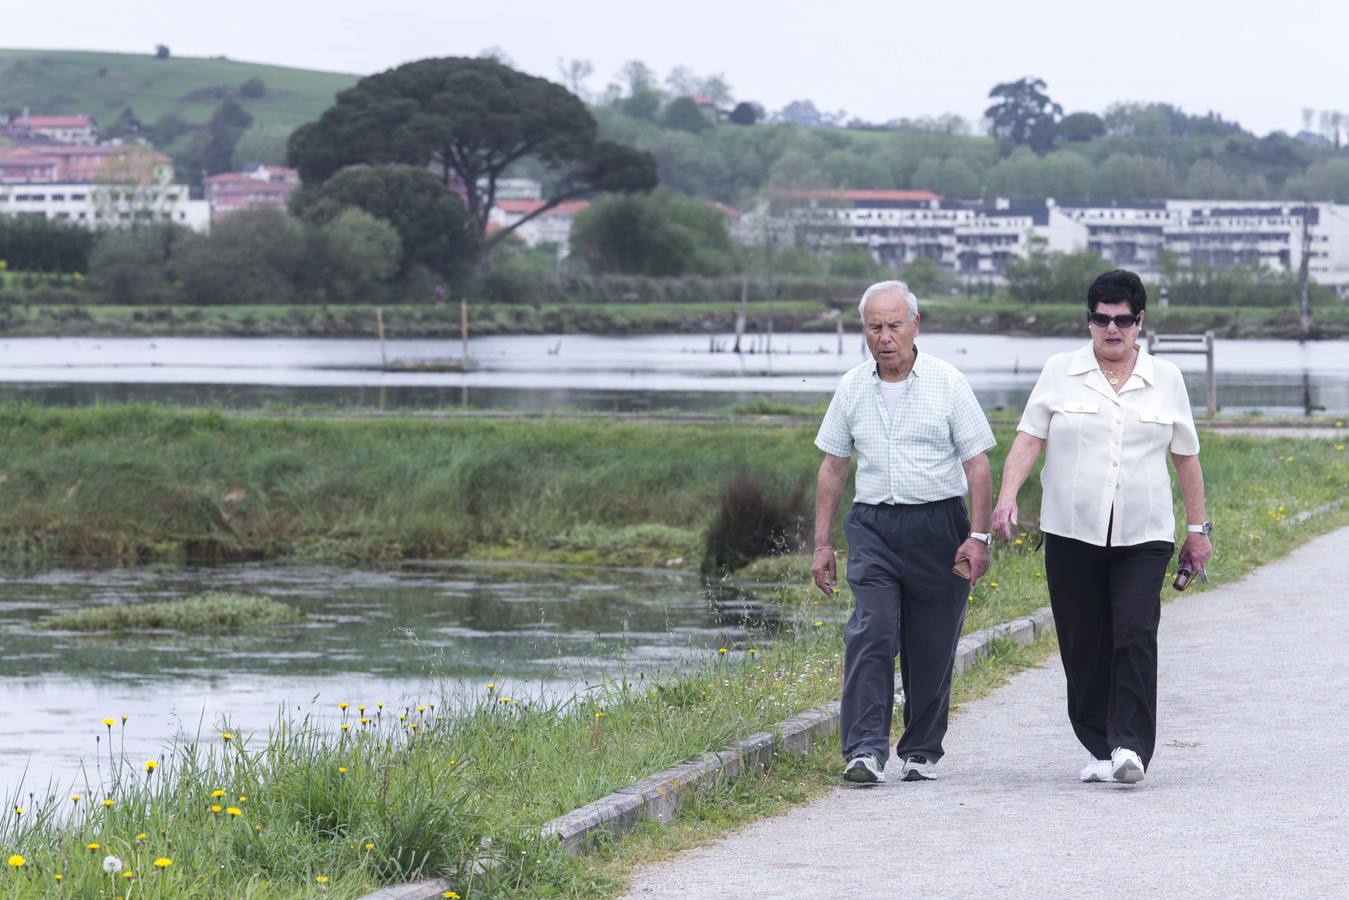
[841,497,970,768]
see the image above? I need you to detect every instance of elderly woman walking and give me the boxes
[992,269,1212,785]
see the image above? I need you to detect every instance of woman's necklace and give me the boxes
[1097,347,1138,385]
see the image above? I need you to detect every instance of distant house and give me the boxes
[204,165,301,220]
[1,112,98,145]
[0,142,207,231]
[688,95,723,123]
[488,199,592,256]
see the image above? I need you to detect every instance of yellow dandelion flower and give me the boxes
[357,705,366,713]
[416,705,427,713]
[485,683,494,691]
[376,701,385,708]
[338,766,347,774]
[409,723,418,731]
[71,795,81,803]
[338,703,348,711]
[595,710,605,719]
[6,854,24,867]
[220,732,233,742]
[121,715,128,724]
[1015,539,1023,546]
[210,805,222,814]
[443,891,461,899]
[13,807,23,816]
[340,723,350,731]
[449,758,456,766]
[227,807,242,816]
[990,581,999,588]
[364,842,374,850]
[814,620,824,627]
[102,799,114,808]
[144,760,158,773]
[86,842,100,851]
[238,795,247,802]
[211,789,225,798]
[399,713,407,720]
[135,833,147,842]
[748,648,758,656]
[54,873,62,881]
[122,870,133,879]
[315,875,329,884]
[103,718,116,727]
[153,857,171,869]
[359,717,370,725]
[718,647,728,654]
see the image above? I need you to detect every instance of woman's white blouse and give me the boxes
[1018,344,1200,547]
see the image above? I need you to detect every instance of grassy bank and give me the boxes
[2,299,1349,339]
[1,406,1345,569]
[1,417,1343,896]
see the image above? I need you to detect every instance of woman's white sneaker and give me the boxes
[1080,758,1113,782]
[1111,747,1145,784]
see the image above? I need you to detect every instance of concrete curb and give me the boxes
[360,606,1054,899]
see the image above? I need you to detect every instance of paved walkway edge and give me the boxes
[360,606,1056,900]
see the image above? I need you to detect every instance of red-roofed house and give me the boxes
[488,198,592,256]
[205,165,301,220]
[2,113,98,145]
[0,144,174,185]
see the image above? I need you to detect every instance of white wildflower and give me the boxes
[102,854,123,874]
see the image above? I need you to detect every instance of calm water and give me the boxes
[0,561,772,798]
[1,333,1347,414]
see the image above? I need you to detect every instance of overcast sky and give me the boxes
[6,0,1345,136]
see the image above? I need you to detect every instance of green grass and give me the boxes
[35,593,304,633]
[0,407,1344,572]
[0,49,357,131]
[0,415,1344,896]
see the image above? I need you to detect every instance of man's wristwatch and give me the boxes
[968,532,993,546]
[1187,521,1213,536]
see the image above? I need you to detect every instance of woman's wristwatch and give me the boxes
[1187,521,1213,536]
[968,532,993,545]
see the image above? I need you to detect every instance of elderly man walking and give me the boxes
[811,280,995,784]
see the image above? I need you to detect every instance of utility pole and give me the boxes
[1297,202,1313,342]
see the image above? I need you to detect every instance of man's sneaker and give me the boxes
[1111,747,1145,784]
[843,754,885,785]
[1080,758,1113,783]
[900,755,937,781]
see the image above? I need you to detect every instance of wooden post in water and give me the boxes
[837,316,844,354]
[1204,330,1216,417]
[733,277,748,353]
[376,307,387,369]
[460,295,469,367]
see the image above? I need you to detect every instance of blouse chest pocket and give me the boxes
[1057,401,1100,415]
[1137,410,1174,426]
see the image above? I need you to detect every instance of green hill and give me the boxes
[0,48,358,131]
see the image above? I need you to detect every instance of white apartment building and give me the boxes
[0,144,209,232]
[754,190,1349,293]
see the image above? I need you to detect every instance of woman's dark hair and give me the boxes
[1087,269,1147,315]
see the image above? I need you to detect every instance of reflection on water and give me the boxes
[1,333,1347,414]
[0,561,765,795]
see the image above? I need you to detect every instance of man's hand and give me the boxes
[955,538,990,587]
[1179,533,1212,574]
[811,547,837,596]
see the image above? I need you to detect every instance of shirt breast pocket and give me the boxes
[1138,410,1174,426]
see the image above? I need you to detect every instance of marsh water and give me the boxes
[0,561,772,798]
[1,332,1347,415]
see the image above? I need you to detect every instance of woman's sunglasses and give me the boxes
[1087,312,1140,329]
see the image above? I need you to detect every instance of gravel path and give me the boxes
[625,526,1349,899]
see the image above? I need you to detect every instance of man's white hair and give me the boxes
[858,280,919,321]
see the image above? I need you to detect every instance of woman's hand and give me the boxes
[811,547,837,596]
[1180,534,1212,573]
[992,498,1019,541]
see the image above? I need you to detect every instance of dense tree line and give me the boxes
[589,71,1349,206]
